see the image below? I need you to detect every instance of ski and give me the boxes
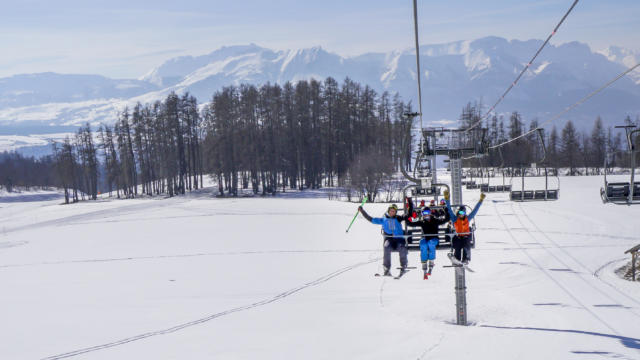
[374,272,393,277]
[394,269,410,279]
[447,253,475,272]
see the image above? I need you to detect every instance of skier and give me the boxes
[443,190,485,264]
[410,207,450,279]
[358,204,410,276]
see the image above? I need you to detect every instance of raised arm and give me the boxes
[443,190,457,223]
[359,206,385,224]
[467,193,486,220]
[445,199,457,223]
[358,206,373,222]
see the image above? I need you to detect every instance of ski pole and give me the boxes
[346,196,368,233]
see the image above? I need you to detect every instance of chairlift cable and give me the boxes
[464,0,580,133]
[462,62,640,160]
[413,0,424,131]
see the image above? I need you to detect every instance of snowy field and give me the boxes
[1,175,639,359]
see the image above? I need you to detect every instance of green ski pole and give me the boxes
[346,196,368,233]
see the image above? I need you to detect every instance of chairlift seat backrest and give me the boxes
[534,190,546,199]
[510,191,522,201]
[523,191,534,200]
[607,183,630,198]
[546,190,558,199]
[504,185,512,192]
[480,184,489,192]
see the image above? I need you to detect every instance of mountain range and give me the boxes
[0,36,638,136]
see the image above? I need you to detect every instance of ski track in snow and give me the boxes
[64,210,356,227]
[479,226,639,242]
[0,249,379,269]
[416,332,444,360]
[1,198,188,236]
[594,257,628,278]
[41,257,381,360]
[515,203,640,310]
[494,202,628,336]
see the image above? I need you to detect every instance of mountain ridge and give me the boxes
[1,36,639,131]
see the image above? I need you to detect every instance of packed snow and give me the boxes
[0,174,639,359]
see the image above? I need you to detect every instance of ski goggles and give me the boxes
[422,209,431,216]
[457,210,466,216]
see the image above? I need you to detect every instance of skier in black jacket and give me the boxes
[409,207,450,279]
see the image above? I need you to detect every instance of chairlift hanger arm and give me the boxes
[536,128,548,164]
[412,0,423,130]
[629,129,640,152]
[497,147,505,168]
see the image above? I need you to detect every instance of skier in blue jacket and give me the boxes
[359,204,410,276]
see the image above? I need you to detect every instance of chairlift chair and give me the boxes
[401,183,476,249]
[600,126,640,205]
[509,129,560,201]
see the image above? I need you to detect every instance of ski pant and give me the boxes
[383,238,408,271]
[452,235,471,262]
[420,238,438,269]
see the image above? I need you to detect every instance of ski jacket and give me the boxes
[360,208,408,240]
[410,210,450,238]
[445,199,482,235]
[454,217,470,234]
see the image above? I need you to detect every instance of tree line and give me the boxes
[1,77,413,203]
[460,102,640,176]
[0,152,55,192]
[2,86,639,203]
[201,78,411,197]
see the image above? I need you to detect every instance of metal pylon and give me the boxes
[449,132,463,205]
[455,266,467,325]
[451,158,463,205]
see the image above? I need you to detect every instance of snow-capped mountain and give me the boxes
[0,37,639,133]
[598,46,640,84]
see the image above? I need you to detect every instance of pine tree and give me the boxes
[561,121,581,175]
[590,117,606,174]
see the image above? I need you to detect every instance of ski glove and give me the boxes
[443,190,450,200]
[480,193,486,201]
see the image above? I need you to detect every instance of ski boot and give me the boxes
[422,262,429,280]
[383,267,392,276]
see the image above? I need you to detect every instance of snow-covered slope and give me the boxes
[0,175,639,359]
[1,37,639,131]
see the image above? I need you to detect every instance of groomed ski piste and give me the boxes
[1,173,639,359]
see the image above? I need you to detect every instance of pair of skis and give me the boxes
[447,253,475,272]
[375,267,416,279]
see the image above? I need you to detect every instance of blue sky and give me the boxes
[0,0,638,79]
